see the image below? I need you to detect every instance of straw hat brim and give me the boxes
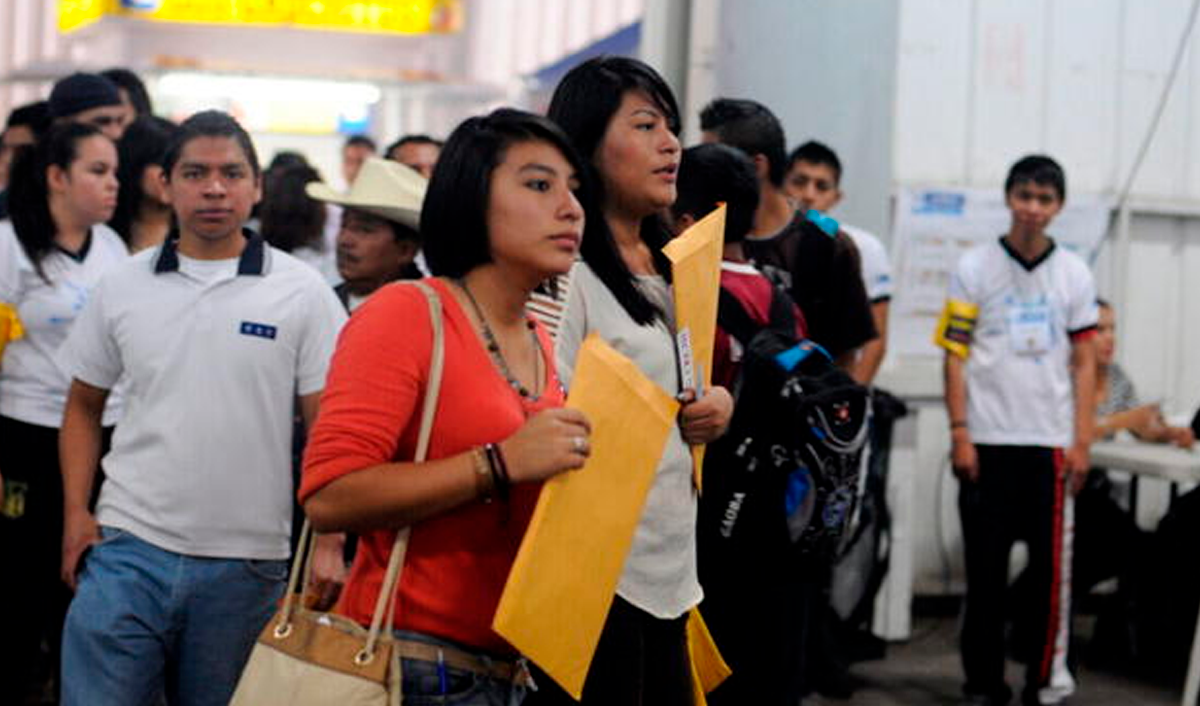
[306,182,422,229]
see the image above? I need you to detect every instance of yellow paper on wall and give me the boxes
[662,205,726,490]
[492,335,679,699]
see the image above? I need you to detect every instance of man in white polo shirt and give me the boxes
[56,110,348,706]
[937,155,1097,706]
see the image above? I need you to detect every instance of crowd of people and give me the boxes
[0,57,1180,706]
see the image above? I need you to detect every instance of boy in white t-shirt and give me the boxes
[936,155,1098,706]
[784,140,892,385]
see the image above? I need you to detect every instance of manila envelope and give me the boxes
[492,334,679,699]
[662,204,726,489]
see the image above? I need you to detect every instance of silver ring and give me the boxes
[573,437,586,453]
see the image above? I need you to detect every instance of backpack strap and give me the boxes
[764,285,798,338]
[717,287,761,346]
[717,285,799,346]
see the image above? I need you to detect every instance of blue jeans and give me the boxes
[395,630,527,706]
[61,527,287,706]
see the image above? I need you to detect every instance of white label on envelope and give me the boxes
[676,327,695,391]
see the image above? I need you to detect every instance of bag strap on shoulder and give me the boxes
[717,285,797,346]
[765,285,797,337]
[277,280,447,665]
[364,280,446,658]
[716,288,758,346]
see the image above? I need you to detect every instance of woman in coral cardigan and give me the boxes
[301,109,591,705]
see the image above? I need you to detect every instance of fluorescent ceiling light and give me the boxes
[156,72,382,104]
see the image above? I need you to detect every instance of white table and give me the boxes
[1089,439,1200,706]
[1090,439,1200,485]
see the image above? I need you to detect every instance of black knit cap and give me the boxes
[48,72,122,119]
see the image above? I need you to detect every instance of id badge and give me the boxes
[1007,299,1052,356]
[1,479,27,519]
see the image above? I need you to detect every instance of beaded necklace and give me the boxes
[457,278,542,401]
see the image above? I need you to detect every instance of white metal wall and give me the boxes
[895,0,1200,201]
[0,0,65,111]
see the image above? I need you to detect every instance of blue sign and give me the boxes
[913,191,966,216]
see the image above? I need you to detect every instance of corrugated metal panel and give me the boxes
[460,0,642,84]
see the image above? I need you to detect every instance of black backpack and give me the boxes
[699,287,872,561]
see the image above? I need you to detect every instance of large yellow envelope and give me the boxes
[492,334,679,699]
[662,204,726,489]
[689,608,733,704]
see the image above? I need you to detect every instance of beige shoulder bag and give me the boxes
[230,281,446,706]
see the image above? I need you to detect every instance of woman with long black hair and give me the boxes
[109,115,177,252]
[535,56,734,706]
[0,121,126,703]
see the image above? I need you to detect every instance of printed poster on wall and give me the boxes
[889,187,1110,358]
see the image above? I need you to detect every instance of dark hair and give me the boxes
[699,98,788,187]
[672,144,760,245]
[1097,298,1111,310]
[345,208,420,244]
[344,134,376,152]
[5,101,52,136]
[48,73,121,120]
[422,108,586,279]
[101,68,153,117]
[8,122,108,280]
[109,116,178,244]
[547,56,680,326]
[1004,154,1066,202]
[260,164,326,253]
[162,110,260,180]
[387,220,420,245]
[788,140,842,184]
[386,134,441,159]
[266,150,309,175]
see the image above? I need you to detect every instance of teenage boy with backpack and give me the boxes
[701,98,880,701]
[670,141,807,706]
[937,155,1098,706]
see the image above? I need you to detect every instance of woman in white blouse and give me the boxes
[535,56,733,706]
[0,121,126,702]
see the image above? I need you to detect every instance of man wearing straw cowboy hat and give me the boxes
[306,157,427,312]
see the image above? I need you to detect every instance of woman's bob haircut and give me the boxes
[421,107,588,280]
